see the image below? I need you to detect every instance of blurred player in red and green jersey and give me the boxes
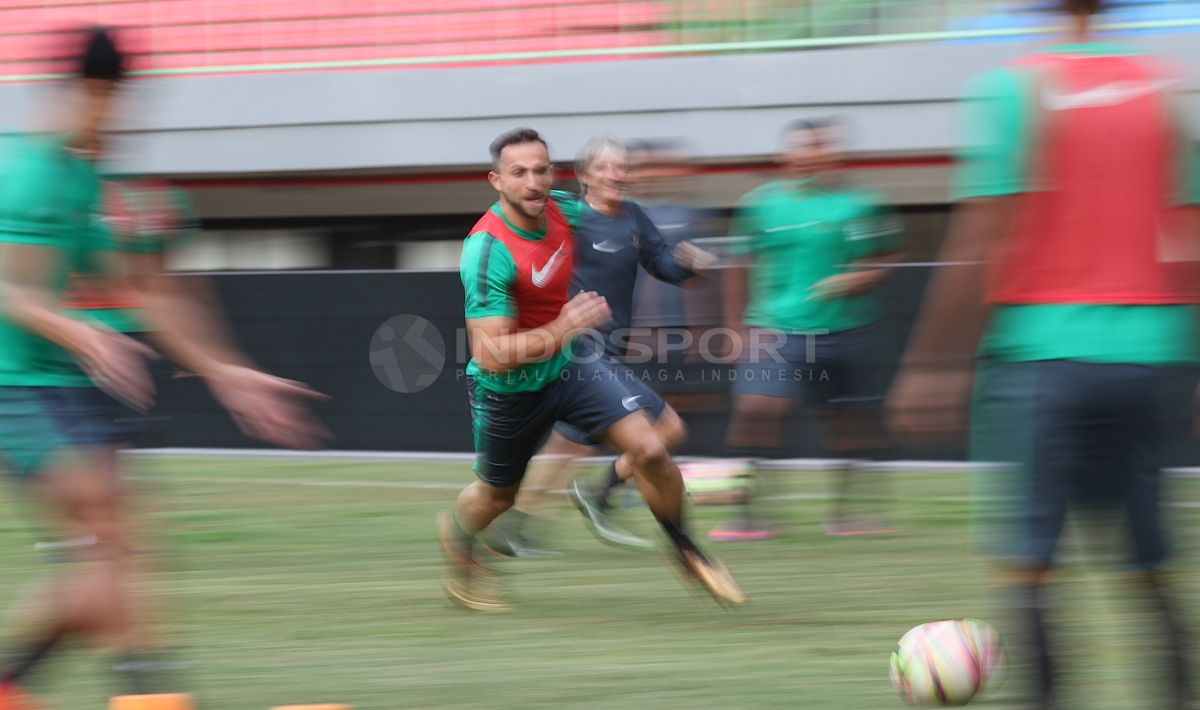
[0,29,327,707]
[61,178,197,332]
[890,0,1200,705]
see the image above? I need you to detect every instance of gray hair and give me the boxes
[575,135,629,190]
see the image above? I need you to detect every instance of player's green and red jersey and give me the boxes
[60,178,198,334]
[730,180,901,334]
[460,193,582,393]
[0,133,111,387]
[956,43,1200,364]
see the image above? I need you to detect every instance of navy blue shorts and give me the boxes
[553,357,666,446]
[37,387,148,446]
[0,386,145,480]
[468,358,651,488]
[971,359,1198,571]
[731,327,879,408]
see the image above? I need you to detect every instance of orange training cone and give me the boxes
[110,694,194,710]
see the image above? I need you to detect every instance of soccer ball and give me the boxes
[889,619,1003,706]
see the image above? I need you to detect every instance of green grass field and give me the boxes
[0,456,1197,709]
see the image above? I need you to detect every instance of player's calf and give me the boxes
[623,440,683,514]
[600,412,746,606]
[454,481,518,537]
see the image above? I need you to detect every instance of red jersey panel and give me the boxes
[470,201,574,331]
[990,51,1200,305]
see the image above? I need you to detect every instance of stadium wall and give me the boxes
[146,269,945,459]
[2,35,1199,177]
[160,269,1200,462]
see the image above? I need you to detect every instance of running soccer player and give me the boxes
[722,117,902,539]
[481,135,716,557]
[25,176,201,695]
[51,175,322,694]
[438,128,741,610]
[889,1,1198,705]
[0,29,326,706]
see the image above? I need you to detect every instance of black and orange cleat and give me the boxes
[436,513,507,612]
[673,548,747,608]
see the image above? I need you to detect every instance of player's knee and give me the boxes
[627,437,670,474]
[482,483,519,511]
[79,513,127,555]
[57,487,126,551]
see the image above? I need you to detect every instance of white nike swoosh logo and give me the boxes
[592,239,623,253]
[531,243,566,288]
[1041,79,1177,112]
[621,395,643,412]
[766,222,820,233]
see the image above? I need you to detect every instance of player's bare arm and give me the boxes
[125,252,253,370]
[127,251,330,449]
[886,197,1014,439]
[810,251,902,300]
[466,291,611,373]
[0,242,154,411]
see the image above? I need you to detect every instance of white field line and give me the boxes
[127,475,1200,509]
[125,448,1200,478]
[131,475,465,491]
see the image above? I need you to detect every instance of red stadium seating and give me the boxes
[0,0,680,79]
[145,32,669,72]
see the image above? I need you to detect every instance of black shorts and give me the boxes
[731,326,879,408]
[971,359,1198,571]
[553,357,666,446]
[468,358,651,487]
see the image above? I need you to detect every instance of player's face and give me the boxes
[74,78,120,157]
[490,141,553,220]
[780,128,841,178]
[583,150,628,206]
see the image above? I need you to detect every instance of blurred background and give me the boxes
[1,4,1200,710]
[1,0,1198,458]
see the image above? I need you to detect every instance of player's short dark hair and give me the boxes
[780,117,841,147]
[77,26,126,82]
[1063,0,1102,14]
[489,127,548,169]
[628,137,689,167]
[630,137,686,156]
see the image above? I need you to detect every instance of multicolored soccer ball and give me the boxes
[889,619,1004,706]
